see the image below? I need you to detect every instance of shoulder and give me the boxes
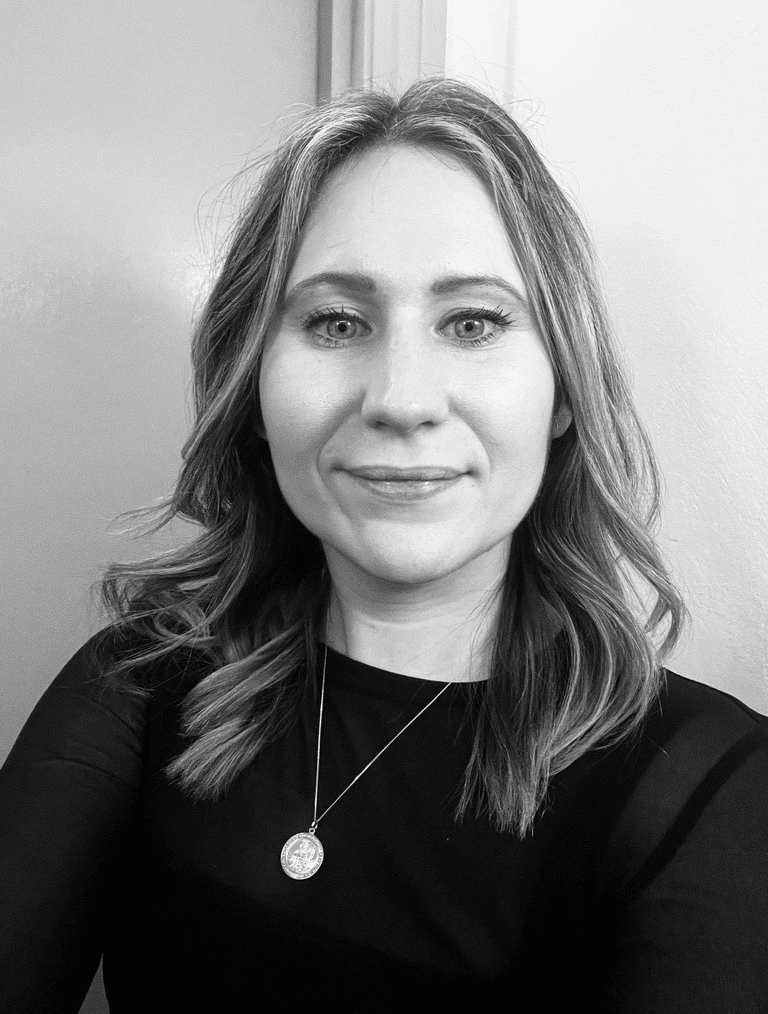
[624,667,767,816]
[2,629,212,777]
[564,670,767,802]
[1,633,144,778]
[84,625,214,701]
[637,669,768,790]
[595,670,768,901]
[655,668,766,738]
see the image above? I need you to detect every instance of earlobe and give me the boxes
[551,404,573,439]
[254,408,268,442]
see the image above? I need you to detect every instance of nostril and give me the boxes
[363,399,448,433]
[361,366,450,432]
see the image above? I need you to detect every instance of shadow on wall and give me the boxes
[600,230,768,706]
[1,240,194,753]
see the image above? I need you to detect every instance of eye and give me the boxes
[301,306,371,346]
[326,317,359,340]
[443,306,517,346]
[452,316,490,340]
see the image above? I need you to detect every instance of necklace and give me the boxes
[280,644,452,880]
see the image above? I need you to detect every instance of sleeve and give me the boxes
[602,719,768,1014]
[0,638,147,1014]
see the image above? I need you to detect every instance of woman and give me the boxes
[1,78,766,1011]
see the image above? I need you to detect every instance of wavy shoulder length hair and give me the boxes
[98,77,686,837]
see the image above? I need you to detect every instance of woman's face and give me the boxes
[259,144,567,591]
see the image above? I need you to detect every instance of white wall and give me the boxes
[1,1,318,756]
[508,0,768,709]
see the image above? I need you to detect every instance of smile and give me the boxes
[342,465,466,502]
[346,466,464,481]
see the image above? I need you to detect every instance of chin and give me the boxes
[362,558,457,588]
[320,523,514,591]
[339,537,491,590]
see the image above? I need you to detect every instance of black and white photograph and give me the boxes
[2,2,767,1011]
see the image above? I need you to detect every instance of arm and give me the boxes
[603,722,768,1013]
[0,639,147,1013]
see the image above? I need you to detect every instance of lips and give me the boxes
[340,465,467,504]
[344,466,465,481]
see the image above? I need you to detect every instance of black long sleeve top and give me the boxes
[1,637,767,1012]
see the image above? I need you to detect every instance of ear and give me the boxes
[253,404,268,441]
[551,403,573,439]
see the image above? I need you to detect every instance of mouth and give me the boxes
[345,466,465,481]
[341,465,467,503]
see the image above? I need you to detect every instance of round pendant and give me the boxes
[281,832,324,880]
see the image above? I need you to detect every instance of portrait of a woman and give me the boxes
[1,76,766,1012]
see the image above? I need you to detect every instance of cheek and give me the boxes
[259,347,327,455]
[258,344,352,516]
[469,357,556,464]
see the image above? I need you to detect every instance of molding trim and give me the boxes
[317,0,449,101]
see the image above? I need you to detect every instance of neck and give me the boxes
[322,548,508,682]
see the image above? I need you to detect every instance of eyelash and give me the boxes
[300,304,517,348]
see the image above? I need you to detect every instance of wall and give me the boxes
[1,0,318,761]
[510,0,768,708]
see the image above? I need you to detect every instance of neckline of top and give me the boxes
[321,644,482,707]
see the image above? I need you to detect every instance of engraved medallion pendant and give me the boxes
[278,646,449,882]
[281,832,324,879]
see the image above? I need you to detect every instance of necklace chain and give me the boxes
[280,643,453,879]
[308,643,452,833]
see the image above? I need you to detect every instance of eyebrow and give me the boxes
[282,271,529,308]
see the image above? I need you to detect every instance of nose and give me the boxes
[360,331,450,433]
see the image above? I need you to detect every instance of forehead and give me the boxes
[286,144,526,296]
